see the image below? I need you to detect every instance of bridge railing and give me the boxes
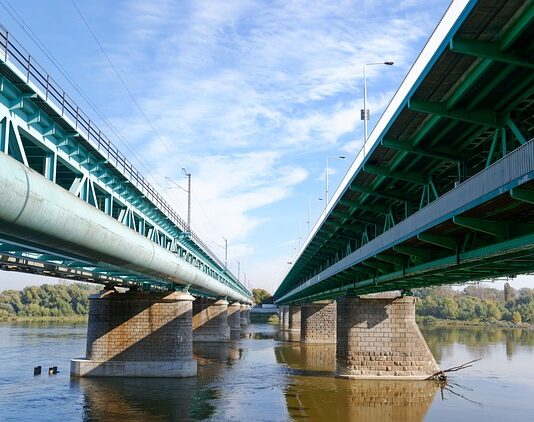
[0,29,247,293]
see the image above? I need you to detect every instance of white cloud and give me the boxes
[60,0,450,290]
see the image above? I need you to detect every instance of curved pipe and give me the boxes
[0,153,252,304]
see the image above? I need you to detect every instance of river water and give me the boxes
[0,322,533,421]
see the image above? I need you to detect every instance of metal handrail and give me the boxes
[0,29,250,295]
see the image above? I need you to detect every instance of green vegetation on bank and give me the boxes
[415,283,534,326]
[252,288,271,304]
[0,283,97,321]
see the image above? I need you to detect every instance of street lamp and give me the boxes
[307,197,323,234]
[165,169,192,233]
[182,168,191,232]
[362,61,394,144]
[222,237,228,269]
[325,156,346,205]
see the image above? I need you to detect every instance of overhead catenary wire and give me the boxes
[0,0,189,218]
[0,2,165,184]
[69,0,185,173]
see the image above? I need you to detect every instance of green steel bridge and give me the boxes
[0,26,252,304]
[275,0,534,304]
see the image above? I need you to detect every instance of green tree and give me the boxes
[252,288,271,304]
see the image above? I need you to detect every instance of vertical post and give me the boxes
[307,198,311,234]
[363,64,368,144]
[223,237,228,269]
[187,171,191,232]
[325,156,329,205]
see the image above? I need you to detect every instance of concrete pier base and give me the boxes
[301,301,336,344]
[336,294,439,380]
[228,302,242,331]
[71,290,196,378]
[288,305,301,331]
[193,298,230,342]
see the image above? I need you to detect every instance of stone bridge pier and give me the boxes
[227,302,242,332]
[300,301,336,344]
[240,305,250,327]
[336,293,439,379]
[71,289,197,378]
[192,298,230,342]
[288,304,301,332]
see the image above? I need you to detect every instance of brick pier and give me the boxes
[240,304,249,326]
[288,304,301,331]
[71,289,196,377]
[336,294,439,379]
[301,301,336,344]
[193,298,230,342]
[227,302,242,331]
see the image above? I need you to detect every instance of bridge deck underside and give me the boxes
[276,0,534,303]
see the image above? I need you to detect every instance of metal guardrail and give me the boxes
[0,28,247,292]
[277,140,534,302]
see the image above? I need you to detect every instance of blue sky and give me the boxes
[2,0,532,293]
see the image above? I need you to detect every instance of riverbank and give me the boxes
[416,315,533,330]
[0,315,88,323]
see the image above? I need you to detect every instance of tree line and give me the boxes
[415,282,534,324]
[0,283,96,320]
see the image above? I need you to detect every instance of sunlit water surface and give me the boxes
[0,322,533,421]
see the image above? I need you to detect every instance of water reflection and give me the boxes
[74,377,204,421]
[286,377,438,421]
[276,329,301,342]
[276,342,438,421]
[193,342,245,365]
[421,327,534,362]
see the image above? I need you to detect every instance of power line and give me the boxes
[0,0,169,194]
[69,0,184,172]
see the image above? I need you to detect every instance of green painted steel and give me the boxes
[275,0,534,304]
[0,28,252,302]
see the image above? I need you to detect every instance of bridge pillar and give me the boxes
[71,290,196,378]
[240,304,248,326]
[288,304,301,331]
[281,305,290,330]
[301,300,337,344]
[246,306,251,324]
[227,302,242,331]
[192,298,230,342]
[336,294,439,379]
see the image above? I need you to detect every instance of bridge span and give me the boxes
[275,0,533,379]
[0,24,252,377]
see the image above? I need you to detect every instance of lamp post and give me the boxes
[325,156,346,205]
[165,170,192,233]
[307,197,323,234]
[362,61,394,144]
[222,237,228,269]
[182,168,191,232]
